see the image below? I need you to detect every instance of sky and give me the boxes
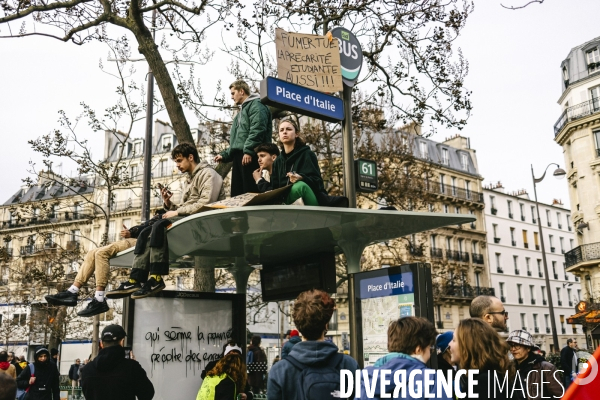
[1,0,598,207]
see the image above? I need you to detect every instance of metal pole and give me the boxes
[341,84,356,208]
[141,9,157,222]
[531,164,560,352]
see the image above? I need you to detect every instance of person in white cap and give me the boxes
[507,329,563,399]
[196,343,253,400]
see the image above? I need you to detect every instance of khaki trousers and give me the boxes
[74,239,136,288]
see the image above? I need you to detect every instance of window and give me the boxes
[444,204,449,213]
[454,206,460,214]
[544,314,549,330]
[428,203,435,212]
[537,259,542,276]
[578,289,581,301]
[595,130,600,151]
[490,195,496,209]
[546,210,551,226]
[460,153,469,171]
[530,285,535,301]
[520,204,525,220]
[560,237,565,253]
[526,257,531,274]
[552,261,557,277]
[556,287,561,304]
[70,229,80,242]
[533,314,539,330]
[451,177,457,196]
[130,165,139,180]
[534,232,539,249]
[563,66,569,81]
[446,237,452,251]
[133,140,143,156]
[567,288,572,305]
[531,206,537,222]
[566,215,572,230]
[522,230,529,248]
[162,135,173,151]
[492,223,498,237]
[557,212,562,228]
[465,181,471,197]
[517,284,522,299]
[507,200,513,218]
[440,174,446,192]
[495,253,501,267]
[441,148,449,165]
[510,228,516,245]
[541,286,546,302]
[513,256,519,273]
[499,282,505,298]
[158,159,168,177]
[475,272,481,288]
[12,314,27,326]
[430,235,437,250]
[587,48,600,69]
[520,313,527,329]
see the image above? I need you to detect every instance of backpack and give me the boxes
[246,349,254,365]
[17,363,35,400]
[284,353,345,399]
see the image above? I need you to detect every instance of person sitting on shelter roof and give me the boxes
[252,143,318,205]
[106,142,225,300]
[255,118,347,207]
[45,210,164,317]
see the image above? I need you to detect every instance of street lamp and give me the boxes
[531,163,566,353]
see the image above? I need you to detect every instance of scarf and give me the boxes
[0,362,10,370]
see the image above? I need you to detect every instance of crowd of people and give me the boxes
[0,291,587,400]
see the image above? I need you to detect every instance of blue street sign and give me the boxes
[260,77,344,122]
[358,272,414,299]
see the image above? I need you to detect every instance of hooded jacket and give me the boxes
[165,161,225,216]
[16,348,60,400]
[267,340,358,400]
[356,352,451,400]
[80,345,154,400]
[271,144,327,202]
[0,361,16,378]
[280,336,301,359]
[220,94,272,162]
[516,353,564,399]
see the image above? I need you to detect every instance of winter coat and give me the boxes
[0,361,16,378]
[246,344,267,389]
[356,352,450,400]
[80,345,154,400]
[271,144,327,203]
[560,345,578,376]
[164,161,225,216]
[17,359,60,400]
[280,337,301,359]
[516,353,564,399]
[68,363,80,380]
[267,340,358,400]
[220,94,272,162]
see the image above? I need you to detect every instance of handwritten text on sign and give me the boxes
[275,28,343,92]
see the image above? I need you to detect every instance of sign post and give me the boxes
[331,27,364,209]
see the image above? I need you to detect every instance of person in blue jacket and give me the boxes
[280,329,301,359]
[267,289,358,400]
[356,317,451,400]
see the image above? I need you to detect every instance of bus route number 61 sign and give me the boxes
[355,158,377,192]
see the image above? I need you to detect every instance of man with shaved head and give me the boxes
[470,295,509,333]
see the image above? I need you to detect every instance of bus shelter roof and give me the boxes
[109,205,475,268]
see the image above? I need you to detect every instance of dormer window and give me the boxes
[460,153,469,171]
[441,148,449,165]
[162,135,173,151]
[562,66,568,81]
[587,48,600,72]
[133,140,143,156]
[419,142,428,159]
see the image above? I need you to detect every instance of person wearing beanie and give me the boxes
[435,331,455,373]
[0,351,16,379]
[16,347,60,400]
[281,329,301,359]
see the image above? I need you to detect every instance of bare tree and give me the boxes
[501,0,545,10]
[0,0,241,145]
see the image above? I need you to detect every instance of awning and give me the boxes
[567,310,590,324]
[586,310,600,323]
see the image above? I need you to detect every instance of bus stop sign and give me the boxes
[355,158,377,192]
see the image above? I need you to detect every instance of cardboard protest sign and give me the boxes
[198,185,292,212]
[275,28,343,92]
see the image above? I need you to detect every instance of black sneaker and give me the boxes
[77,298,109,317]
[131,277,166,299]
[105,280,142,299]
[45,291,78,307]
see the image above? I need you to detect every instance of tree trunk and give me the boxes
[194,257,215,292]
[129,20,194,145]
[91,314,100,358]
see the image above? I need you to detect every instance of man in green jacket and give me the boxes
[214,80,272,196]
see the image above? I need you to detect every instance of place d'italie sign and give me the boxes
[275,28,343,92]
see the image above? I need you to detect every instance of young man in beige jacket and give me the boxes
[107,142,225,300]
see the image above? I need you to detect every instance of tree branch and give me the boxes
[0,0,94,24]
[501,0,544,10]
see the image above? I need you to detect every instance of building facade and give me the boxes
[484,184,583,352]
[554,36,600,348]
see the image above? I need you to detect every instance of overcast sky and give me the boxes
[1,0,598,208]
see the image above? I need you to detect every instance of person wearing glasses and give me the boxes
[508,330,563,399]
[469,295,509,333]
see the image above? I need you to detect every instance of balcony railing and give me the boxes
[497,267,504,273]
[491,208,498,215]
[512,240,517,247]
[527,271,532,276]
[409,247,424,256]
[515,269,520,275]
[565,242,600,268]
[534,327,539,333]
[521,216,526,221]
[518,298,523,304]
[531,299,536,305]
[550,247,555,253]
[426,181,484,204]
[539,272,543,278]
[472,253,484,264]
[546,327,551,334]
[446,250,460,261]
[430,248,443,258]
[434,285,495,300]
[558,300,563,306]
[554,273,558,279]
[509,213,514,219]
[543,299,547,305]
[1,211,90,228]
[554,98,600,137]
[494,237,501,244]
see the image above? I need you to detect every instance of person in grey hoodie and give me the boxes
[214,79,272,197]
[267,289,358,400]
[356,317,451,400]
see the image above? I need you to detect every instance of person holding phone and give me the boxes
[107,142,225,300]
[44,212,164,317]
